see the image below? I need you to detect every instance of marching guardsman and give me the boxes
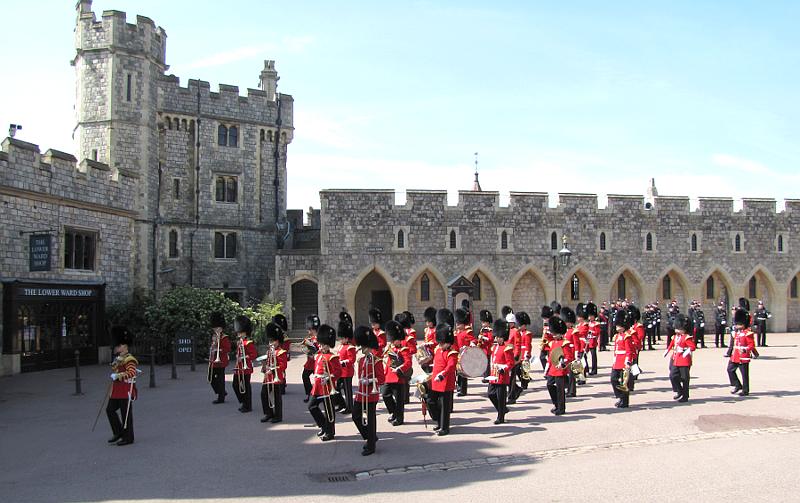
[308,324,342,441]
[575,304,590,377]
[485,319,514,424]
[754,301,771,347]
[726,308,759,396]
[477,309,495,356]
[334,312,356,414]
[510,311,532,402]
[665,314,695,402]
[302,315,321,403]
[107,326,138,446]
[454,308,475,396]
[369,308,387,352]
[626,305,644,391]
[585,302,600,375]
[421,307,438,373]
[233,315,258,413]
[561,306,580,397]
[611,310,635,408]
[208,311,231,404]
[545,316,570,416]
[538,305,554,370]
[352,326,385,456]
[427,323,458,436]
[382,320,413,425]
[714,301,728,348]
[260,322,287,423]
[397,311,417,404]
[272,313,290,393]
[505,310,523,404]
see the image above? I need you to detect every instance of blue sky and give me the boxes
[1,1,798,212]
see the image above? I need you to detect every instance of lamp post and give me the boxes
[552,235,572,303]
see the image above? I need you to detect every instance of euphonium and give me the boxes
[521,358,532,380]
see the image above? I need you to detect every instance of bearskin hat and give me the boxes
[734,308,750,327]
[614,310,631,330]
[516,311,531,326]
[739,297,750,311]
[271,313,288,332]
[368,308,383,326]
[585,302,598,317]
[435,323,455,344]
[209,311,226,329]
[317,324,337,347]
[501,305,513,318]
[354,325,377,349]
[561,306,576,324]
[111,325,133,347]
[627,305,641,322]
[265,322,284,343]
[395,312,413,329]
[424,307,438,324]
[548,316,567,336]
[479,309,493,323]
[386,320,404,342]
[337,319,353,340]
[492,319,509,341]
[436,308,454,328]
[234,315,252,335]
[305,314,321,331]
[576,303,587,319]
[455,308,470,325]
[674,314,692,333]
[550,301,562,315]
[404,310,416,325]
[541,305,554,320]
[339,310,353,328]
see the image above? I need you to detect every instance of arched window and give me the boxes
[397,229,405,249]
[778,235,784,252]
[268,130,274,142]
[166,117,173,130]
[749,276,757,298]
[472,274,481,301]
[215,177,226,202]
[228,125,239,147]
[646,233,653,251]
[449,230,457,249]
[571,274,580,301]
[617,275,626,299]
[691,234,698,252]
[551,232,558,250]
[189,120,195,135]
[735,234,741,252]
[599,232,606,251]
[500,231,508,250]
[420,274,430,301]
[706,277,715,299]
[168,230,179,258]
[662,276,671,299]
[791,276,798,298]
[181,119,188,131]
[218,124,228,146]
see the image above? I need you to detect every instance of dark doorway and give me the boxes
[291,280,319,330]
[354,270,393,327]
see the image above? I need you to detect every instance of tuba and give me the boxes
[616,366,630,392]
[521,358,532,380]
[570,359,586,384]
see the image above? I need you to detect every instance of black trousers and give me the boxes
[539,351,548,370]
[457,375,469,395]
[600,327,609,350]
[107,397,134,442]
[727,361,750,394]
[210,367,226,399]
[646,327,656,349]
[508,363,523,401]
[308,396,336,436]
[656,322,662,340]
[668,361,678,392]
[302,368,313,396]
[627,359,638,391]
[232,374,252,410]
[757,322,767,346]
[567,371,577,397]
[715,323,727,347]
[487,383,507,421]
[381,382,405,423]
[426,390,453,432]
[696,327,706,347]
[610,369,629,406]
[260,382,282,420]
[670,365,690,400]
[352,400,377,449]
[334,377,353,413]
[588,347,598,374]
[546,375,566,413]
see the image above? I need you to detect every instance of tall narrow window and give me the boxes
[646,233,653,251]
[735,234,741,252]
[214,232,237,259]
[173,178,180,200]
[500,231,508,250]
[420,274,430,301]
[215,177,225,202]
[228,126,239,147]
[662,276,671,299]
[449,230,457,249]
[617,275,626,299]
[691,234,698,252]
[778,235,784,252]
[571,274,580,301]
[748,276,757,298]
[599,232,606,251]
[168,230,179,258]
[64,229,96,271]
[215,176,238,203]
[551,232,558,250]
[791,276,798,298]
[397,229,405,249]
[472,274,481,301]
[706,277,715,299]
[218,125,228,146]
[126,74,132,102]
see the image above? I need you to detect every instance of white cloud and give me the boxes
[711,153,770,174]
[181,36,315,70]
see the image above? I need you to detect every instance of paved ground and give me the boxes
[1,333,798,502]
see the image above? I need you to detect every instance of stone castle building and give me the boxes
[1,2,798,374]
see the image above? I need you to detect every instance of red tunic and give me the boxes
[430,346,458,392]
[337,342,357,378]
[374,328,387,352]
[423,326,436,347]
[404,328,418,357]
[310,352,342,396]
[612,333,635,370]
[508,327,521,359]
[628,323,645,355]
[454,327,476,351]
[111,354,138,400]
[262,349,288,384]
[383,345,413,384]
[575,323,590,353]
[488,343,514,385]
[540,326,553,353]
[564,327,580,355]
[519,329,533,361]
[210,334,231,368]
[355,350,385,403]
[546,340,573,377]
[234,339,258,375]
[586,321,601,349]
[731,329,756,363]
[667,332,696,367]
[303,335,318,371]
[476,326,494,355]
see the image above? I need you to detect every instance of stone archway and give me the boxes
[406,269,446,330]
[787,269,800,332]
[701,268,735,317]
[511,267,547,333]
[658,266,691,310]
[464,266,500,322]
[560,266,599,305]
[354,270,394,328]
[610,267,644,304]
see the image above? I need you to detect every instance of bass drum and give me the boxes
[457,346,488,378]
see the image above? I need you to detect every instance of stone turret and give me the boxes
[645,178,658,209]
[259,60,280,101]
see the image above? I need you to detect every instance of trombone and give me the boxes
[207,329,222,383]
[321,356,336,423]
[361,352,379,427]
[258,347,278,409]
[237,337,249,395]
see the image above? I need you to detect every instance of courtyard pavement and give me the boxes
[1,333,798,502]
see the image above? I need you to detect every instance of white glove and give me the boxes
[700,323,705,328]
[110,373,118,380]
[682,348,691,358]
[721,321,726,325]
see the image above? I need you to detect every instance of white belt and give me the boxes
[312,374,330,379]
[614,351,626,355]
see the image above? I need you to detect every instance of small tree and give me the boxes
[244,299,284,345]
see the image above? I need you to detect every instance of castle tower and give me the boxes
[645,178,658,209]
[259,60,280,101]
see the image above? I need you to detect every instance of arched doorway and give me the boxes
[407,270,445,328]
[511,268,547,334]
[659,268,689,310]
[355,271,393,327]
[702,269,734,319]
[560,267,598,305]
[291,279,318,330]
[610,268,643,304]
[788,270,800,331]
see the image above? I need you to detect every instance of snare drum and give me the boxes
[457,346,488,378]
